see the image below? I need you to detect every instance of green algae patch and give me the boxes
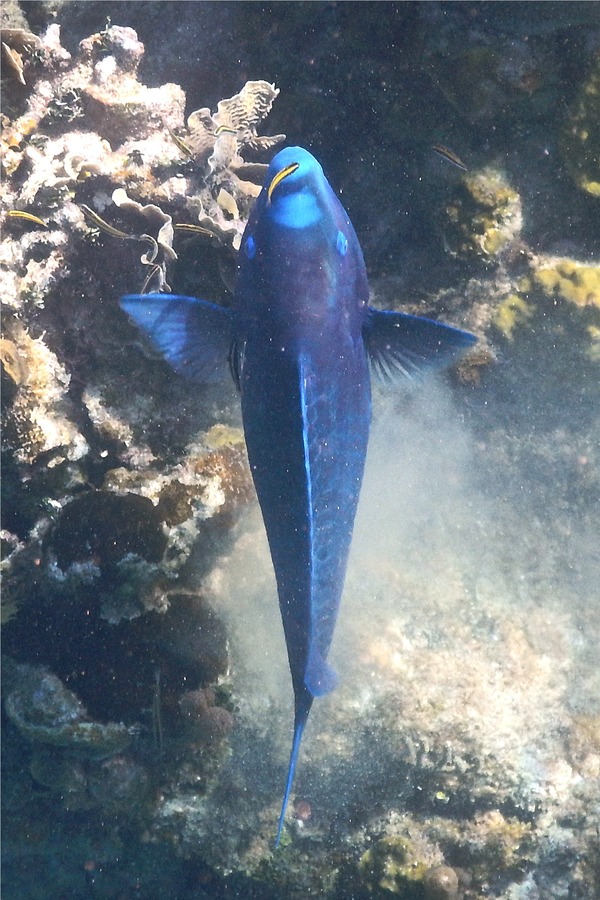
[467,810,535,884]
[359,836,429,894]
[532,258,600,309]
[203,423,245,450]
[492,257,600,356]
[440,167,522,264]
[493,293,535,339]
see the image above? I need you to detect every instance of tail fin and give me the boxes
[275,692,313,848]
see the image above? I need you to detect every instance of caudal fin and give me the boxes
[275,693,313,848]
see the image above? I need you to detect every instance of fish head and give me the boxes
[236,146,369,340]
[262,146,327,230]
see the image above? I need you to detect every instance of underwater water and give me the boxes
[2,2,599,898]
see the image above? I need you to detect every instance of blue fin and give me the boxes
[120,293,233,383]
[275,717,306,848]
[364,308,476,382]
[305,650,338,698]
[275,694,313,849]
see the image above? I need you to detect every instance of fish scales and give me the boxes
[120,146,476,846]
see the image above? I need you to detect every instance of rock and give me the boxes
[4,662,134,758]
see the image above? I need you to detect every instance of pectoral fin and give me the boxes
[364,308,476,382]
[120,293,233,383]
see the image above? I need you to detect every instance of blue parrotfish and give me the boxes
[120,146,476,846]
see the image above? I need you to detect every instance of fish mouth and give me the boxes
[267,162,300,204]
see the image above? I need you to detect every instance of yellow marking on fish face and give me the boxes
[267,163,300,205]
[6,210,47,227]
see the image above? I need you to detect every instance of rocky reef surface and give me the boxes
[2,3,599,898]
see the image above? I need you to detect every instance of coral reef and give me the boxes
[1,323,86,465]
[438,167,523,265]
[4,661,134,757]
[490,255,600,359]
[358,834,435,894]
[532,256,600,309]
[1,20,265,893]
[1,5,599,899]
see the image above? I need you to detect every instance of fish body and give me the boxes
[235,150,373,841]
[120,146,476,845]
[236,147,371,696]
